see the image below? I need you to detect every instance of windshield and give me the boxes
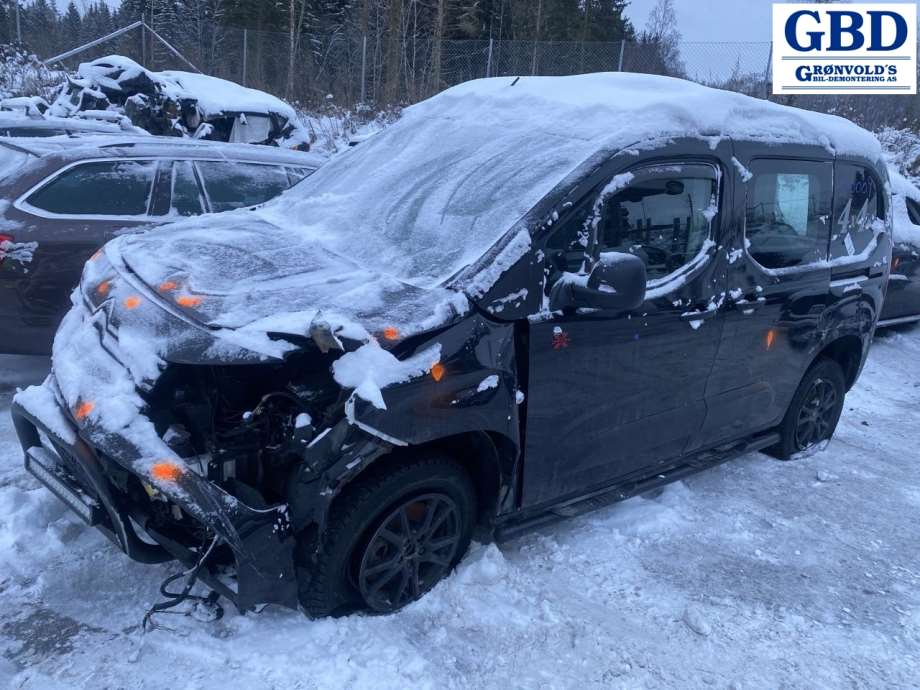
[256,109,604,288]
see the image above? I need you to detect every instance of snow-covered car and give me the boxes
[0,114,140,138]
[0,136,323,354]
[49,56,311,150]
[10,73,891,619]
[879,170,920,327]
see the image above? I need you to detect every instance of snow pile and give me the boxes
[476,374,499,392]
[0,239,38,265]
[334,342,442,410]
[0,45,64,102]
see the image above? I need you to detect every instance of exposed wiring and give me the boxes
[142,535,224,633]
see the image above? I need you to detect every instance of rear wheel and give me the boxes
[768,357,846,460]
[296,454,476,617]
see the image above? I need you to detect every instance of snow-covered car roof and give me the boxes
[0,134,324,167]
[0,112,130,135]
[255,72,883,290]
[96,72,886,355]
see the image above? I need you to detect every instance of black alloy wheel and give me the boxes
[295,454,475,618]
[768,357,846,460]
[793,377,839,451]
[357,493,463,612]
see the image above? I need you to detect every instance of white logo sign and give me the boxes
[772,3,917,95]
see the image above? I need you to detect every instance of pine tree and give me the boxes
[61,1,82,46]
[0,1,11,45]
[22,0,59,58]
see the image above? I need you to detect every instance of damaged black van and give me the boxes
[12,73,892,617]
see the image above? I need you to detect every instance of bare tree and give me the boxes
[431,0,447,93]
[638,0,684,77]
[286,0,309,99]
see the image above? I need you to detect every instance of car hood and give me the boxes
[108,215,469,345]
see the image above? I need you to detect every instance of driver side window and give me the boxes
[595,165,718,280]
[542,162,720,290]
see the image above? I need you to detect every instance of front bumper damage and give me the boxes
[12,380,299,612]
[12,243,523,614]
[9,250,308,611]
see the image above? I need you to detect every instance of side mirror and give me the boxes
[550,252,647,313]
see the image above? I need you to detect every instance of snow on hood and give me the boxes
[111,214,469,341]
[261,72,882,295]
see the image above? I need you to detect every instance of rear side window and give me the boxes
[26,160,157,216]
[831,164,884,260]
[170,161,205,216]
[196,161,291,212]
[745,159,832,270]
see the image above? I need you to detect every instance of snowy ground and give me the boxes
[1,327,919,689]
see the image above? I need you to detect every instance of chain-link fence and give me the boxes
[21,22,920,131]
[42,26,775,105]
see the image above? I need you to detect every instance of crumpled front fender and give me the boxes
[289,314,522,545]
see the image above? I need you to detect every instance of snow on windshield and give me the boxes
[0,145,31,184]
[258,117,587,287]
[259,72,881,292]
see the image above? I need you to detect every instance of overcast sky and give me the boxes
[624,0,917,42]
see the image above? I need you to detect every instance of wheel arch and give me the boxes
[322,430,517,538]
[814,334,864,391]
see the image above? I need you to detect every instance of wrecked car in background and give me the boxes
[49,56,311,150]
[11,73,891,619]
[879,169,920,327]
[0,136,322,354]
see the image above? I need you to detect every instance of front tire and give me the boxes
[296,454,476,617]
[768,357,846,460]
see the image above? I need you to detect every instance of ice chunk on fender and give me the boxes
[333,341,442,410]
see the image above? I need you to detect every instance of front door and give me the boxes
[522,154,730,508]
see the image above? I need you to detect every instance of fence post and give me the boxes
[763,42,773,100]
[486,37,493,78]
[140,22,146,67]
[617,40,625,72]
[360,34,367,106]
[242,29,248,86]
